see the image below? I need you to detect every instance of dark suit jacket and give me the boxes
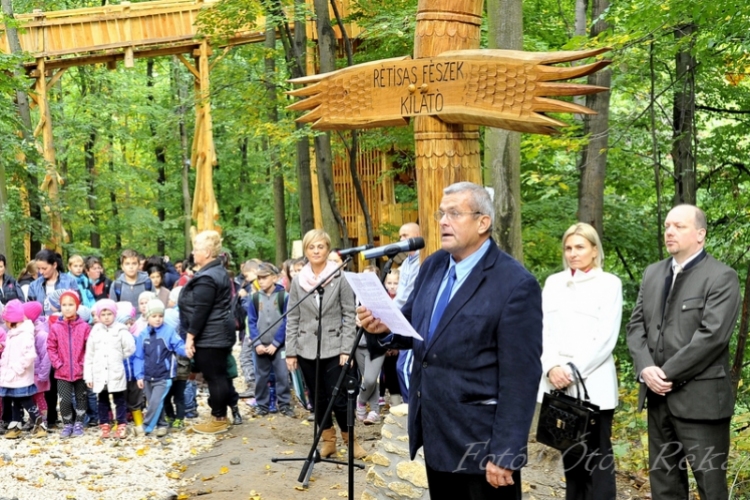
[627,253,741,419]
[375,240,543,474]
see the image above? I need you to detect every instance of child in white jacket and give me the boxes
[84,299,136,439]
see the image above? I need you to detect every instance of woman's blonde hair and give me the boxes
[561,222,604,270]
[301,229,331,257]
[193,230,223,258]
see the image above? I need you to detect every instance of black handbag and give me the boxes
[536,362,601,460]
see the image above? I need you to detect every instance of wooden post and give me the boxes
[413,0,484,257]
[186,40,219,233]
[33,58,65,252]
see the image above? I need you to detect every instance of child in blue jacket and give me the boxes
[133,300,187,436]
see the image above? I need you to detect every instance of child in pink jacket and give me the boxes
[0,300,45,439]
[47,291,91,438]
[23,302,50,426]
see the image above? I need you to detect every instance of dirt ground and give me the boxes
[178,402,650,500]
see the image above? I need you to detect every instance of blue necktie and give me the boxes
[427,267,456,343]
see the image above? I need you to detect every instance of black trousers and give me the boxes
[647,392,730,500]
[298,356,348,431]
[164,379,187,421]
[426,464,521,500]
[194,347,233,418]
[562,409,616,500]
[45,369,59,424]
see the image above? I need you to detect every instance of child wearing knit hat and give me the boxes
[84,299,136,439]
[0,300,46,439]
[47,290,92,438]
[132,299,188,437]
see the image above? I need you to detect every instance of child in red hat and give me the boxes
[47,290,91,438]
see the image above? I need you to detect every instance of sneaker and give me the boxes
[193,418,230,435]
[254,407,269,417]
[115,423,128,440]
[60,423,74,438]
[21,419,33,432]
[356,401,367,421]
[237,390,255,399]
[5,422,22,439]
[156,427,169,437]
[72,422,85,438]
[184,410,198,419]
[99,423,111,439]
[280,406,296,418]
[269,402,278,413]
[378,397,386,407]
[244,398,257,408]
[171,419,184,430]
[364,411,380,425]
[133,425,145,437]
[306,413,315,422]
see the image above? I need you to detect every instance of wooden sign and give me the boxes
[289,48,610,135]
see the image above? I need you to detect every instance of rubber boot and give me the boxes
[132,409,145,436]
[320,427,338,457]
[340,430,367,459]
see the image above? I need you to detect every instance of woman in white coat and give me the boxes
[538,222,622,500]
[84,299,136,439]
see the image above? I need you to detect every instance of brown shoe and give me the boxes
[193,417,230,435]
[320,427,337,457]
[340,430,367,459]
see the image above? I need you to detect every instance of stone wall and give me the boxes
[361,404,430,500]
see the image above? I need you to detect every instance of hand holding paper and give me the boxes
[345,272,423,341]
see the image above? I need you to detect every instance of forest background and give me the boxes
[0,0,749,494]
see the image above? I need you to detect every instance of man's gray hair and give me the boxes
[443,182,495,228]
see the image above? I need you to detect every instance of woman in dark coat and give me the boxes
[179,230,239,434]
[0,254,23,304]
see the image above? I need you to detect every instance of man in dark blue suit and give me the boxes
[359,182,543,500]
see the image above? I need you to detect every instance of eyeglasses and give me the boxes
[434,210,483,221]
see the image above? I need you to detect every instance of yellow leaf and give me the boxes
[177,494,190,500]
[136,446,150,456]
[281,450,294,455]
[265,464,271,470]
[219,466,229,475]
[338,493,348,498]
[166,472,181,479]
[330,484,341,489]
[202,475,215,481]
[29,448,41,455]
[294,485,306,491]
[191,448,198,455]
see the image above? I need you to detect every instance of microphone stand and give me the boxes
[267,256,366,488]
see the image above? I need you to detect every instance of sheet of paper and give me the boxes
[344,271,423,340]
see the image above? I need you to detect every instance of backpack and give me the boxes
[113,279,152,301]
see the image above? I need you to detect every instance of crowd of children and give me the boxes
[0,247,404,442]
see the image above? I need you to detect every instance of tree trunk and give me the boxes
[672,24,697,206]
[312,0,347,247]
[330,0,374,247]
[147,60,168,254]
[173,56,193,256]
[293,0,314,235]
[85,130,100,249]
[485,0,523,262]
[2,0,42,265]
[577,0,611,238]
[731,264,750,398]
[109,133,122,252]
[265,24,289,265]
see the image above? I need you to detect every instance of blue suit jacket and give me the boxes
[378,240,542,474]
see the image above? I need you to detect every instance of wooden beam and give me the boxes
[46,68,67,89]
[178,54,200,80]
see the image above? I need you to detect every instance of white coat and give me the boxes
[84,322,136,394]
[537,267,622,410]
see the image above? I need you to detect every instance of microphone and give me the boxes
[336,244,374,258]
[361,237,425,260]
